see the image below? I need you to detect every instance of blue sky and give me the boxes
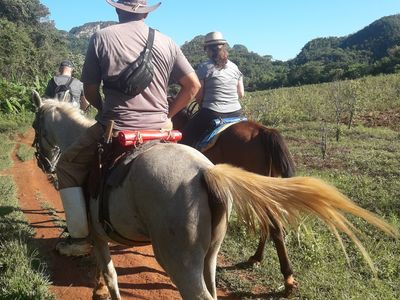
[40,0,399,61]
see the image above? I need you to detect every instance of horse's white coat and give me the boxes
[36,99,223,299]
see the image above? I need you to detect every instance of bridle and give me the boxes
[32,109,61,174]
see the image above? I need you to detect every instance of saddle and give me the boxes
[195,116,247,152]
[86,128,182,246]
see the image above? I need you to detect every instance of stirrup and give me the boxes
[55,236,92,257]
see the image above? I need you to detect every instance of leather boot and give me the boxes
[56,187,92,257]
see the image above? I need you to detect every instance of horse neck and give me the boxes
[172,109,189,130]
[49,110,92,151]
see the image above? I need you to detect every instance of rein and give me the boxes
[186,101,199,119]
[32,109,61,174]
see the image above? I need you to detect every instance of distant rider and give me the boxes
[44,60,89,111]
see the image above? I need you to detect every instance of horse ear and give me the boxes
[32,90,43,108]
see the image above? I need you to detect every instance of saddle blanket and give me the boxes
[196,116,247,152]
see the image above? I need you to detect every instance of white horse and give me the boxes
[31,92,397,300]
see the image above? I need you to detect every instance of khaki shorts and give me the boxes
[56,123,104,189]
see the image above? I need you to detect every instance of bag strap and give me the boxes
[145,27,155,55]
[64,77,74,88]
[102,28,155,90]
[53,76,73,89]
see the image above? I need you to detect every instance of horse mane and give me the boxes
[41,99,95,128]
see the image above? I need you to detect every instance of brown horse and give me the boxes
[171,102,298,291]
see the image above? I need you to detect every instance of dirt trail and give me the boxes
[9,129,236,300]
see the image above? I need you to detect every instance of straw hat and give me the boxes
[106,0,161,14]
[204,32,227,46]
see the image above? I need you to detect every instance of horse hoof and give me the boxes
[55,239,92,257]
[92,293,111,300]
[93,283,110,300]
[284,278,299,298]
[247,256,262,267]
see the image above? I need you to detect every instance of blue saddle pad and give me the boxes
[195,116,247,150]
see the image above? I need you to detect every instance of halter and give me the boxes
[32,109,61,174]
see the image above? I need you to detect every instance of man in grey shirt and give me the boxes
[82,2,198,130]
[54,0,200,257]
[45,60,89,111]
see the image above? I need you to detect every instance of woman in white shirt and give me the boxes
[181,31,245,147]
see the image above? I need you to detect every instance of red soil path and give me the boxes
[9,129,237,300]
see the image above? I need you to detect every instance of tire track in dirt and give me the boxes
[9,129,237,299]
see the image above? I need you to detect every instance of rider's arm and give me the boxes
[80,95,90,111]
[168,72,200,118]
[44,78,55,98]
[194,80,204,105]
[237,76,245,99]
[83,83,103,111]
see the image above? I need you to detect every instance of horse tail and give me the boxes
[203,164,398,273]
[261,127,295,178]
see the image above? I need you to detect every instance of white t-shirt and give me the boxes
[196,59,242,113]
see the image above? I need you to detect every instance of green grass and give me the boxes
[0,176,54,300]
[218,122,400,298]
[16,144,35,162]
[0,135,14,171]
[0,113,54,300]
[242,73,400,128]
[0,112,34,170]
[0,112,34,135]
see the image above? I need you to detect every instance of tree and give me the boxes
[288,62,324,85]
[0,19,35,80]
[0,0,70,83]
[0,0,49,25]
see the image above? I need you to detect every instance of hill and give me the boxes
[70,21,118,38]
[341,14,400,60]
[66,22,118,59]
[289,14,400,85]
[294,14,400,63]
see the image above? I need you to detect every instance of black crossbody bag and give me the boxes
[104,28,155,97]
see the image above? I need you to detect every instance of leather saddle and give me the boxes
[85,129,182,246]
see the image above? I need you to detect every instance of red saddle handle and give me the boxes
[118,130,182,146]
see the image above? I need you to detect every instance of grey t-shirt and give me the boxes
[81,20,194,130]
[196,59,242,113]
[45,75,84,107]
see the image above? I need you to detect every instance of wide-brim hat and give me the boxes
[106,0,161,14]
[204,31,227,46]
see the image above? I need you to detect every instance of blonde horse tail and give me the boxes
[203,164,398,273]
